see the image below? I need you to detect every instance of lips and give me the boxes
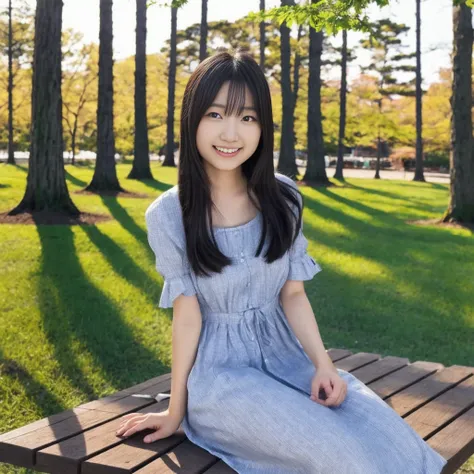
[213,146,242,157]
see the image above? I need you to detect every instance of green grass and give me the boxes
[0,162,473,473]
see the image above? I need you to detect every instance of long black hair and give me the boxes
[178,48,303,277]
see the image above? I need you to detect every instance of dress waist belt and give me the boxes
[202,295,280,324]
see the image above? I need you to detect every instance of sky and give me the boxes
[4,0,456,86]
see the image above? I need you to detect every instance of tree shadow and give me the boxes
[338,181,444,213]
[80,225,161,309]
[0,347,66,430]
[100,197,148,244]
[36,225,165,400]
[65,170,88,188]
[140,179,173,195]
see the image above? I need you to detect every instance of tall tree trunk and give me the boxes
[277,0,297,179]
[259,0,265,71]
[443,2,473,223]
[86,0,123,193]
[128,0,152,180]
[304,21,329,185]
[199,0,208,62]
[7,0,15,165]
[9,0,79,215]
[334,29,347,180]
[375,99,382,179]
[413,0,425,182]
[292,24,303,113]
[163,5,178,167]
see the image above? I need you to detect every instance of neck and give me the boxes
[205,164,247,199]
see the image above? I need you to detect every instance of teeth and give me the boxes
[215,146,239,153]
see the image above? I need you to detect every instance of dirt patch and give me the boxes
[407,218,474,232]
[0,210,112,226]
[295,179,334,188]
[74,189,150,199]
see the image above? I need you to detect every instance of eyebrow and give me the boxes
[210,102,257,112]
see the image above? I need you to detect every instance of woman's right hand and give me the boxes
[115,409,182,443]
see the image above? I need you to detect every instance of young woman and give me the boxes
[115,50,447,474]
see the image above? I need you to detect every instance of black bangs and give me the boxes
[224,79,248,117]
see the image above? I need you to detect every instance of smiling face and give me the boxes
[196,81,262,174]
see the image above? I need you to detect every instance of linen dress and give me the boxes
[144,172,448,474]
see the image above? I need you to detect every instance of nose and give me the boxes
[219,118,239,143]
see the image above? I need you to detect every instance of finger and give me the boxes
[324,386,342,406]
[117,415,146,435]
[323,379,333,396]
[122,420,148,438]
[144,430,162,443]
[118,414,143,429]
[119,413,140,422]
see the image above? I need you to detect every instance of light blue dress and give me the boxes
[145,172,448,474]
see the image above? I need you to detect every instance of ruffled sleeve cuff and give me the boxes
[288,253,322,281]
[158,273,197,308]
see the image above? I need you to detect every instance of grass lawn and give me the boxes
[1,161,473,473]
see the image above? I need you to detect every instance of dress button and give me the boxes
[240,251,244,256]
[240,258,244,263]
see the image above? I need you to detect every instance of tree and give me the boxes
[413,0,424,181]
[304,3,329,186]
[443,2,473,223]
[334,29,348,180]
[86,0,123,193]
[259,0,265,71]
[199,0,208,62]
[0,0,33,164]
[360,19,416,179]
[163,4,178,167]
[128,0,153,180]
[277,0,297,178]
[9,0,79,216]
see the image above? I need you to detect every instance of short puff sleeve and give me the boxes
[145,192,197,308]
[276,173,322,281]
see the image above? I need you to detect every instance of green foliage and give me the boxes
[245,1,390,35]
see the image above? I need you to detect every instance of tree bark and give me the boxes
[443,2,473,223]
[199,0,208,62]
[163,5,178,167]
[413,0,425,182]
[334,29,347,181]
[259,0,265,71]
[86,0,123,192]
[9,0,79,215]
[277,0,297,179]
[304,19,329,186]
[128,0,153,180]
[375,99,382,179]
[7,0,15,165]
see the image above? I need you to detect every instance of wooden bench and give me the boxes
[1,348,473,474]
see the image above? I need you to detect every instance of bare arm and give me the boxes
[168,294,202,423]
[280,280,334,370]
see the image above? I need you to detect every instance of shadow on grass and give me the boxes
[139,179,173,195]
[80,225,160,308]
[36,225,166,400]
[300,191,474,366]
[65,170,88,188]
[0,347,66,427]
[100,196,148,244]
[337,181,444,213]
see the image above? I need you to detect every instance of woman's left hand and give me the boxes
[310,365,347,407]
